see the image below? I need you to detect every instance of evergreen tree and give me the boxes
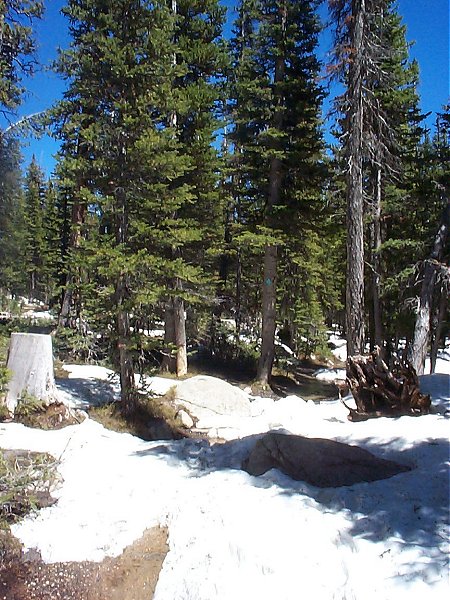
[159,0,226,377]
[364,1,424,351]
[0,137,26,297]
[54,0,225,408]
[0,0,43,124]
[42,180,63,306]
[23,156,47,301]
[230,0,325,383]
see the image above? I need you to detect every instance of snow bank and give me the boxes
[1,369,448,600]
[314,367,346,382]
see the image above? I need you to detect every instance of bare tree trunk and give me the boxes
[174,295,187,377]
[430,290,447,374]
[114,185,136,413]
[370,166,383,348]
[409,199,449,375]
[235,246,242,342]
[258,244,278,385]
[116,278,135,414]
[345,0,366,358]
[161,299,176,373]
[162,280,187,377]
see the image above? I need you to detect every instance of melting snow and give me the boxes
[0,364,449,600]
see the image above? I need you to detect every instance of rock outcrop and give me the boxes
[173,375,252,424]
[242,432,411,487]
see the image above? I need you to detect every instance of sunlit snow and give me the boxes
[0,360,448,600]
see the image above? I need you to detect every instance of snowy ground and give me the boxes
[0,364,449,599]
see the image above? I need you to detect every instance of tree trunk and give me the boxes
[161,299,176,373]
[162,280,187,377]
[345,0,366,358]
[235,246,242,342]
[256,1,286,385]
[116,285,136,414]
[5,333,56,414]
[114,185,136,413]
[369,166,383,349]
[174,296,187,377]
[430,290,447,374]
[58,167,86,328]
[257,244,278,385]
[409,199,449,375]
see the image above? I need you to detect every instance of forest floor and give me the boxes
[0,526,168,600]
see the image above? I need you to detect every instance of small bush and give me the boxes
[0,449,59,525]
[15,393,47,422]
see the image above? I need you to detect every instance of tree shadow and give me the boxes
[134,428,449,570]
[56,377,119,408]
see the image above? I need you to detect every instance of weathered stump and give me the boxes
[5,333,56,414]
[345,348,431,421]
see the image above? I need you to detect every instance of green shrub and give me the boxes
[14,393,47,423]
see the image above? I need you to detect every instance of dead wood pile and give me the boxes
[344,348,431,421]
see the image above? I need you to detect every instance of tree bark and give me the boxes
[161,299,176,373]
[409,199,449,375]
[430,290,447,374]
[116,280,136,414]
[369,166,383,349]
[345,0,366,358]
[114,185,136,413]
[174,295,187,377]
[162,281,187,377]
[257,244,278,385]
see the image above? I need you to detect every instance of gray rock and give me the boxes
[242,432,411,487]
[173,375,252,422]
[177,409,194,429]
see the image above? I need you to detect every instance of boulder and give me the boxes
[242,432,411,487]
[173,375,252,423]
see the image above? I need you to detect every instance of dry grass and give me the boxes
[89,392,187,441]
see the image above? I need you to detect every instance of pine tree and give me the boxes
[230,0,325,384]
[159,0,227,377]
[23,156,47,301]
[54,0,225,407]
[53,0,179,410]
[42,180,63,306]
[0,0,43,124]
[0,136,26,297]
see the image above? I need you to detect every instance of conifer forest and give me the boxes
[0,0,448,412]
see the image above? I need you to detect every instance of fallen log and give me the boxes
[345,348,431,421]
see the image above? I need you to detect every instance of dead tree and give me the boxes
[408,199,449,375]
[344,347,431,421]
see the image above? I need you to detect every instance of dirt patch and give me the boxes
[0,526,168,600]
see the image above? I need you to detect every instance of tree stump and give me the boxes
[344,348,431,421]
[5,333,56,415]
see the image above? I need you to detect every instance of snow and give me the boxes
[1,366,449,599]
[314,367,346,382]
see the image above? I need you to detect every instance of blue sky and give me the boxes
[6,0,449,177]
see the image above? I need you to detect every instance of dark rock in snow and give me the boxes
[242,432,411,487]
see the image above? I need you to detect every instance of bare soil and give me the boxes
[0,526,168,600]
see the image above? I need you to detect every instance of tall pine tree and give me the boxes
[230,0,325,384]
